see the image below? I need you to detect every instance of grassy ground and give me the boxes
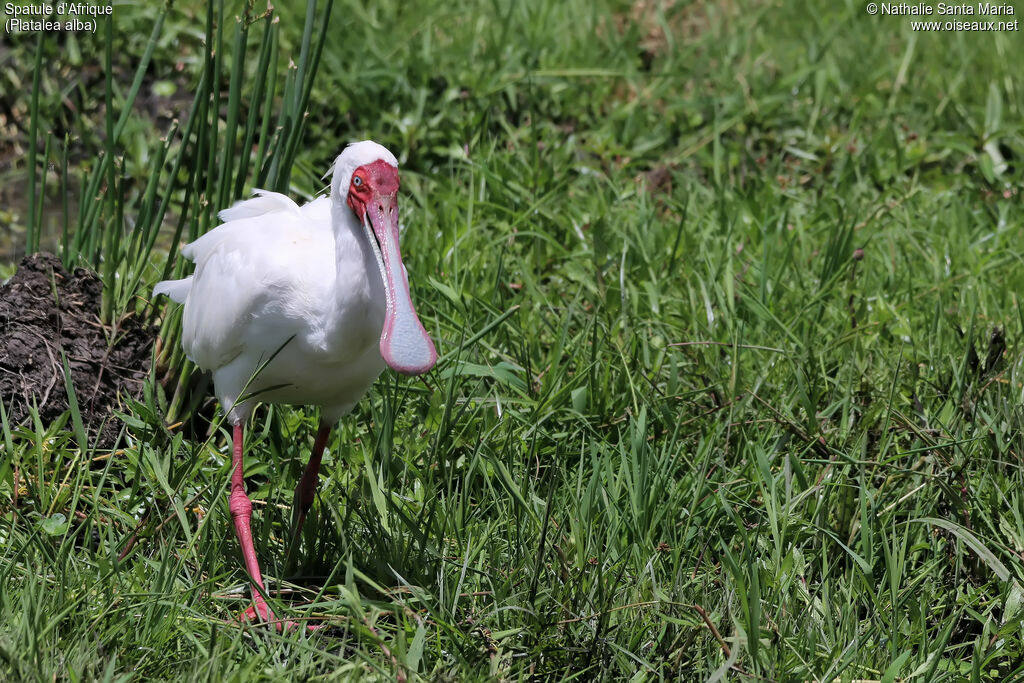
[3,0,1024,679]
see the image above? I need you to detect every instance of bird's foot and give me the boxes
[236,598,323,633]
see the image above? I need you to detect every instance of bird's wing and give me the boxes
[217,189,301,223]
[173,195,333,371]
[153,190,302,305]
[182,190,302,264]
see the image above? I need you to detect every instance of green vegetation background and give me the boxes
[2,0,1024,679]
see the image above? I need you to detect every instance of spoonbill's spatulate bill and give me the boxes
[154,141,437,628]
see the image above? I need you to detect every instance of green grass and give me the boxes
[3,0,1024,679]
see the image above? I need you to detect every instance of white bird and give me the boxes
[154,141,437,628]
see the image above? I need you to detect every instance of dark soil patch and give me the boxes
[0,253,154,448]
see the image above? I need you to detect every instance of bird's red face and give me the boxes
[345,160,400,223]
[345,160,437,376]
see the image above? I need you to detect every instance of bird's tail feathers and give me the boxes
[153,277,192,304]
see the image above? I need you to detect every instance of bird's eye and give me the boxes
[353,176,363,187]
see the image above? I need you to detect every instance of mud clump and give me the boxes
[0,253,154,448]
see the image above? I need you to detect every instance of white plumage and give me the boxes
[153,141,436,628]
[154,141,434,425]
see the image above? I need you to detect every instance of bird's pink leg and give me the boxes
[292,420,332,539]
[229,422,295,630]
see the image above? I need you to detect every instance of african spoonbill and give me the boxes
[154,141,437,627]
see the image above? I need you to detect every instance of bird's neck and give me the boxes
[330,198,386,307]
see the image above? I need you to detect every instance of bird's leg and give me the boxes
[229,422,291,630]
[291,420,332,541]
